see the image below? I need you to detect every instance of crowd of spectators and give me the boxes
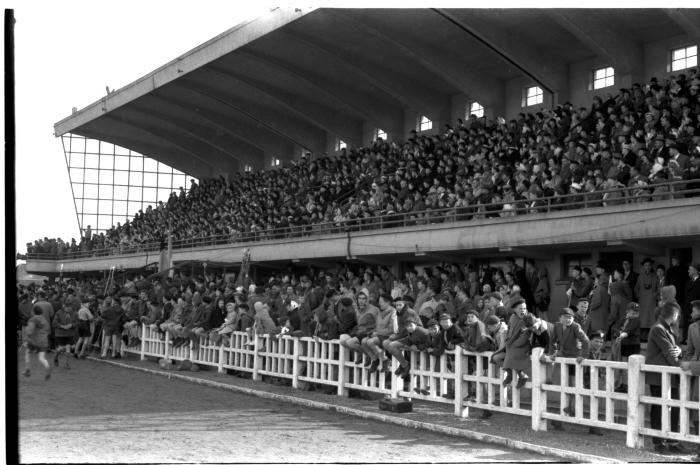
[17,254,700,455]
[26,69,700,258]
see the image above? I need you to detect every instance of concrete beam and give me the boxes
[663,9,700,42]
[331,10,503,106]
[611,240,664,258]
[147,90,294,162]
[546,10,643,75]
[175,75,326,154]
[284,29,450,118]
[434,9,567,95]
[209,62,364,145]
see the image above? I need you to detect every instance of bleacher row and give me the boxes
[27,69,700,258]
[123,324,700,450]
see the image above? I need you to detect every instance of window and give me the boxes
[468,101,484,118]
[271,157,280,167]
[417,115,432,133]
[524,86,543,107]
[560,253,593,282]
[336,139,347,151]
[593,67,615,90]
[243,165,253,172]
[375,128,387,141]
[671,45,697,72]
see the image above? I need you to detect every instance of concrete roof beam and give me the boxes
[663,9,700,42]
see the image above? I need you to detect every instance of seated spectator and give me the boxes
[209,304,238,346]
[361,294,397,373]
[339,292,378,364]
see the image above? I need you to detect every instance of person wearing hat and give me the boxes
[479,292,508,324]
[498,299,531,389]
[608,267,634,336]
[548,308,590,419]
[462,310,487,352]
[388,315,431,378]
[634,258,658,341]
[684,263,700,344]
[589,261,611,334]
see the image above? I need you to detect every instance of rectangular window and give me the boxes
[336,139,347,151]
[244,165,253,172]
[524,86,543,107]
[271,157,281,167]
[375,128,387,140]
[671,45,697,72]
[560,253,593,282]
[468,101,484,118]
[593,67,615,90]
[417,115,432,133]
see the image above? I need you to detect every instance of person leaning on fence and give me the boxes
[339,292,378,364]
[388,315,429,378]
[547,308,590,416]
[497,298,532,389]
[209,304,237,346]
[189,295,214,350]
[645,301,689,454]
[479,292,508,324]
[361,294,398,373]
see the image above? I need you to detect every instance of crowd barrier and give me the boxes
[125,324,700,449]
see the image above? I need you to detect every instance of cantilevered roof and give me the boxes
[55,8,700,179]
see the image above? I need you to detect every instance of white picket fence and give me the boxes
[125,325,700,449]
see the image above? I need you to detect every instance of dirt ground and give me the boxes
[17,354,552,463]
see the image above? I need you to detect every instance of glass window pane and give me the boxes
[127,201,141,217]
[114,144,130,156]
[83,184,98,199]
[129,171,143,186]
[71,183,83,199]
[689,55,698,67]
[70,136,85,154]
[157,161,171,172]
[83,215,97,230]
[69,168,84,183]
[98,214,113,231]
[114,170,129,186]
[158,173,172,189]
[85,138,100,154]
[100,154,114,168]
[84,169,98,184]
[673,49,685,60]
[98,184,113,199]
[173,175,186,189]
[84,154,99,169]
[98,199,112,213]
[143,172,157,187]
[114,185,128,199]
[143,157,158,172]
[129,188,142,202]
[99,170,113,184]
[130,156,143,172]
[158,189,172,203]
[69,153,84,168]
[143,187,157,202]
[113,200,127,216]
[83,199,97,213]
[114,156,130,171]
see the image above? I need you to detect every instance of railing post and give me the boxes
[292,337,300,389]
[337,342,348,396]
[626,354,645,448]
[217,342,225,374]
[390,356,400,399]
[453,346,464,416]
[530,347,547,431]
[164,331,171,361]
[252,334,260,381]
[140,324,146,361]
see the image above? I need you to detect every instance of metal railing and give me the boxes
[125,324,700,449]
[28,179,700,261]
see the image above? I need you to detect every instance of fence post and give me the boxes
[453,346,465,416]
[140,324,146,361]
[531,347,547,431]
[164,331,171,361]
[626,355,645,449]
[390,356,400,399]
[252,335,260,381]
[337,343,348,396]
[217,342,225,374]
[292,337,300,389]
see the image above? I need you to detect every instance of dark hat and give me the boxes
[340,297,354,307]
[523,314,537,327]
[595,261,608,271]
[396,295,414,305]
[439,312,452,321]
[485,315,500,326]
[641,257,654,265]
[590,330,606,340]
[576,297,590,304]
[560,308,575,317]
[485,291,503,301]
[626,302,640,312]
[465,309,480,319]
[436,293,449,301]
[405,316,419,325]
[427,319,439,328]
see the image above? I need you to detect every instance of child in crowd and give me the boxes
[74,301,94,359]
[23,306,52,380]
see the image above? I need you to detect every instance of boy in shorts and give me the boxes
[23,306,52,380]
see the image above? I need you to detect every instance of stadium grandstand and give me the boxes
[18,7,700,457]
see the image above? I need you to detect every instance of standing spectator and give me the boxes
[462,310,487,352]
[567,266,591,307]
[645,301,686,454]
[52,304,78,369]
[74,301,94,359]
[684,300,700,361]
[608,267,633,336]
[32,291,54,349]
[480,292,508,324]
[683,263,700,343]
[533,267,550,319]
[101,297,125,358]
[622,259,639,294]
[500,299,532,389]
[636,258,659,340]
[573,298,592,336]
[667,255,687,308]
[589,261,611,334]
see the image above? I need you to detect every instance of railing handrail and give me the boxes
[26,178,700,261]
